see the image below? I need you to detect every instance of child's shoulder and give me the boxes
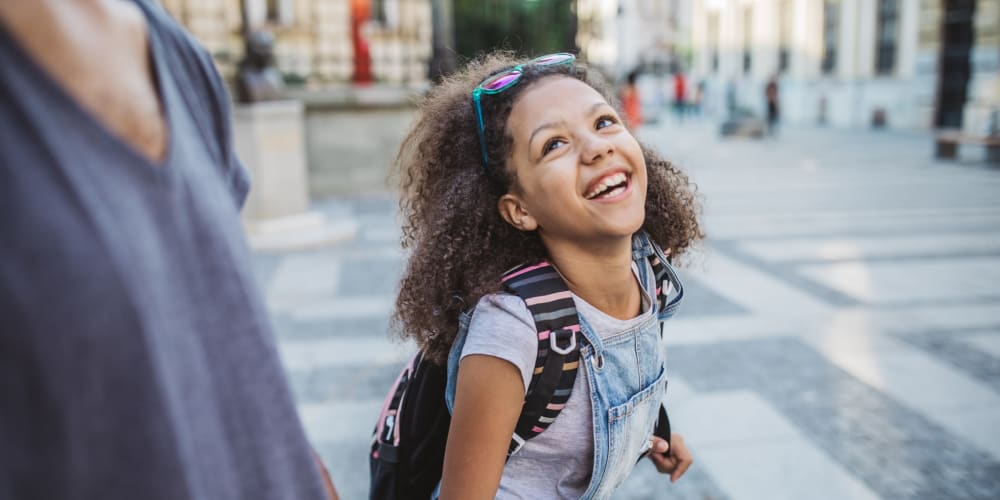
[469,292,534,330]
[461,293,539,389]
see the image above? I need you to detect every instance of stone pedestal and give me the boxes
[233,100,356,250]
[234,100,310,221]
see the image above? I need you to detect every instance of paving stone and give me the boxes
[667,337,1000,500]
[673,271,749,318]
[272,314,392,341]
[288,362,401,404]
[336,255,404,296]
[895,328,1000,389]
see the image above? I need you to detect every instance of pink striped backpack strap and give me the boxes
[500,260,582,457]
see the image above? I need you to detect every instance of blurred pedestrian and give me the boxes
[726,77,738,118]
[392,52,700,499]
[766,74,780,134]
[673,71,687,121]
[0,1,338,499]
[620,68,643,128]
[692,79,706,117]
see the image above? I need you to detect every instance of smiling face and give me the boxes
[497,76,648,252]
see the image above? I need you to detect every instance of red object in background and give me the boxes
[621,86,643,128]
[673,73,686,103]
[351,0,372,84]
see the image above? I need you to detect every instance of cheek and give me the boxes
[635,157,649,192]
[532,161,575,194]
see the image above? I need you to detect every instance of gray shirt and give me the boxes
[460,264,654,499]
[0,2,325,499]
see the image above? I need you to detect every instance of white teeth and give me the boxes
[603,186,625,198]
[586,172,628,199]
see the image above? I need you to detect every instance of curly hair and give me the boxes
[393,52,703,365]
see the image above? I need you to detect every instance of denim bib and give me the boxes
[444,233,683,499]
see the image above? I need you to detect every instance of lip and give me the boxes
[583,168,632,201]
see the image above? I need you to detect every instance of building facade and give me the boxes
[578,0,693,80]
[690,0,1000,132]
[160,0,433,86]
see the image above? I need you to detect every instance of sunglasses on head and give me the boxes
[472,53,576,167]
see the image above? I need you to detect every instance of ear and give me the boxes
[498,193,538,232]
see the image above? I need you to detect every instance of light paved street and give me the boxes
[254,121,1000,500]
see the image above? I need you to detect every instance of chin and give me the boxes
[626,204,647,233]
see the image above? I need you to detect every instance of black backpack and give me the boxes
[370,256,678,500]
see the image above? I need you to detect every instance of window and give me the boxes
[778,0,791,73]
[373,0,400,28]
[875,0,898,75]
[742,6,752,74]
[822,0,839,74]
[266,0,280,23]
[708,13,720,73]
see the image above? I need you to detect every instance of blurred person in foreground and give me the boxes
[0,1,338,499]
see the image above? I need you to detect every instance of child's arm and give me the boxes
[439,354,525,500]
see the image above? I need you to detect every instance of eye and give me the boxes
[596,115,618,129]
[542,138,566,155]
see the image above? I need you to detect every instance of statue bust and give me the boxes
[235,30,285,103]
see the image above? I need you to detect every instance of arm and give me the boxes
[438,354,525,500]
[310,448,340,500]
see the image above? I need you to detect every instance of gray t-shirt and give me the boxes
[0,3,325,499]
[461,264,654,499]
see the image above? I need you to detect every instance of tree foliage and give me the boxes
[453,0,577,60]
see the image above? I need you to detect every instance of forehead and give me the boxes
[506,76,609,136]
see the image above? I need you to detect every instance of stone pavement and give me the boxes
[253,122,1000,500]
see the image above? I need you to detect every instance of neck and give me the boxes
[541,235,640,320]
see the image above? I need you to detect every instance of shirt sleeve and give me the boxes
[193,49,251,209]
[144,3,251,208]
[461,293,538,395]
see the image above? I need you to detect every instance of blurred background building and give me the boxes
[690,0,1000,132]
[156,0,999,200]
[577,0,693,80]
[160,0,433,86]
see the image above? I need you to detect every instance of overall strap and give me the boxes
[646,243,684,321]
[643,240,683,449]
[500,261,581,457]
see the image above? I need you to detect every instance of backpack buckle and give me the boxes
[549,328,576,355]
[509,432,527,457]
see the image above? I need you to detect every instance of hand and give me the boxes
[648,432,693,483]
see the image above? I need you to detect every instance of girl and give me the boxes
[392,52,703,499]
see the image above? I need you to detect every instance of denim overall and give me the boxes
[444,233,684,499]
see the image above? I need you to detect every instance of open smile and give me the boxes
[584,170,632,201]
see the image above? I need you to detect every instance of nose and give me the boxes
[580,131,614,165]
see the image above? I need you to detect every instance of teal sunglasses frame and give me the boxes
[472,53,576,167]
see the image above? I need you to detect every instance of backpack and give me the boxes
[370,254,679,500]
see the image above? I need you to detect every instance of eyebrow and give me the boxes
[527,101,610,148]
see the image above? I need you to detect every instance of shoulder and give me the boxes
[137,1,218,81]
[135,0,246,196]
[466,293,536,347]
[471,293,532,325]
[136,1,232,122]
[462,293,538,393]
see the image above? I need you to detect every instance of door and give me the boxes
[934,0,975,129]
